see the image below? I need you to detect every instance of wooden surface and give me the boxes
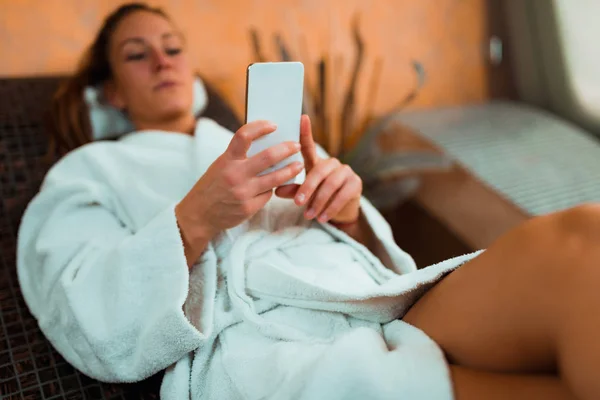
[383,200,472,268]
[415,166,529,250]
[383,162,529,266]
[382,116,529,255]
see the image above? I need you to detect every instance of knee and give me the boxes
[535,204,600,260]
[511,204,600,258]
[556,204,600,241]
[482,204,600,287]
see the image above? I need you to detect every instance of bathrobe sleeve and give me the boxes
[16,150,205,383]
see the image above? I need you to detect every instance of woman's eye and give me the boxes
[125,52,146,61]
[166,48,182,56]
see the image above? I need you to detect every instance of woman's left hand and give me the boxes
[275,115,362,224]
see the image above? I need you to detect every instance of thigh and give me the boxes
[403,214,572,374]
[450,365,576,400]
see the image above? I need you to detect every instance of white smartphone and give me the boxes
[245,61,304,184]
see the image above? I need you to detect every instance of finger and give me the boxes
[245,141,301,176]
[227,120,277,159]
[252,161,304,194]
[274,184,300,199]
[304,165,350,220]
[294,158,340,207]
[319,177,362,223]
[300,114,319,171]
[243,189,273,216]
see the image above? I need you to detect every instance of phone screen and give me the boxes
[245,62,304,182]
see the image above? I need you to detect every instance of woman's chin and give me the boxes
[154,103,193,120]
[152,89,194,119]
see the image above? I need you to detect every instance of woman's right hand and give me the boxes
[175,120,304,266]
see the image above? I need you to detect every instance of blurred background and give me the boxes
[0,0,516,116]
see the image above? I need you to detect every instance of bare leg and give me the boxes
[450,365,575,400]
[403,204,600,399]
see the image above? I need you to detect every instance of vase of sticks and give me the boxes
[248,15,453,209]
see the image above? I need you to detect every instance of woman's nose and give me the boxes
[152,49,172,71]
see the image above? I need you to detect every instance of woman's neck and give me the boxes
[134,113,196,135]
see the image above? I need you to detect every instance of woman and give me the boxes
[17,3,599,400]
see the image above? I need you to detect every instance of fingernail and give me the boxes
[294,143,301,150]
[306,208,316,219]
[296,193,305,204]
[318,213,328,223]
[268,123,277,130]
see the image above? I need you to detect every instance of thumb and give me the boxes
[274,184,300,199]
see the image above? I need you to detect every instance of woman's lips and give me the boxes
[154,80,178,91]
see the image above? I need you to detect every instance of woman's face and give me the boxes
[106,10,194,125]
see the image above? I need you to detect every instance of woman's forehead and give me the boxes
[111,11,175,45]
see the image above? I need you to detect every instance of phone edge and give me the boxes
[244,63,256,124]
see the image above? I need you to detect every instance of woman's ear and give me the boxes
[102,80,126,110]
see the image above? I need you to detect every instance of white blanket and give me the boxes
[17,118,480,399]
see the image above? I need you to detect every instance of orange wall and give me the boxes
[0,0,503,118]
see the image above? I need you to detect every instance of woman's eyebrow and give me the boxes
[162,32,185,43]
[118,32,180,51]
[118,37,145,51]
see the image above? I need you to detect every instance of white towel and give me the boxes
[17,117,480,399]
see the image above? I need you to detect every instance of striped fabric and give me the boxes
[398,101,600,216]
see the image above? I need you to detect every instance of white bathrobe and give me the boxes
[17,118,480,399]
